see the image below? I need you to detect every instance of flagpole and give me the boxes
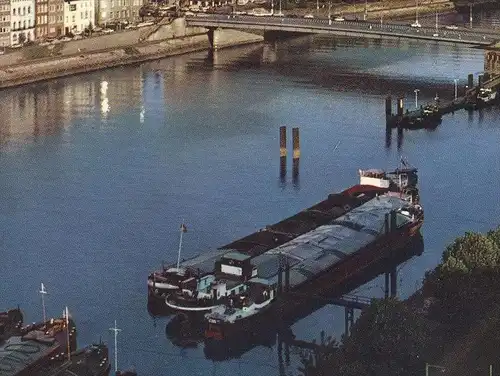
[65,306,71,361]
[39,283,47,323]
[176,222,185,270]
[109,320,122,373]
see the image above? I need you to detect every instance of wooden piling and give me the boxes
[279,126,287,184]
[279,126,287,158]
[468,73,474,89]
[385,95,392,116]
[292,127,300,160]
[478,74,484,88]
[484,72,490,82]
[397,97,404,117]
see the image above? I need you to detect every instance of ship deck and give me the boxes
[249,195,415,291]
[172,189,378,275]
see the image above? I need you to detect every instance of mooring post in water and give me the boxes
[483,72,490,82]
[397,97,404,121]
[279,126,287,184]
[385,95,392,117]
[292,127,300,186]
[478,74,484,88]
[468,73,474,89]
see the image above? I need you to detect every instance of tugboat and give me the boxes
[204,190,424,341]
[161,161,420,313]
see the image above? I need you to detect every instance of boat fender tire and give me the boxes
[343,204,351,212]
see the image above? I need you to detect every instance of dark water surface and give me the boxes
[1,27,500,375]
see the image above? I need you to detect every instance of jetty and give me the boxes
[385,72,500,129]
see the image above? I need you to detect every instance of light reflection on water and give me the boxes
[0,26,499,375]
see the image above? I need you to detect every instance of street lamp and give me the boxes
[453,78,458,100]
[469,3,473,29]
[425,363,446,376]
[364,0,367,21]
[414,88,420,108]
[328,1,331,25]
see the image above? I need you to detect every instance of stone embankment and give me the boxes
[0,18,263,89]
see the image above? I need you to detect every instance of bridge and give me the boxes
[186,14,500,49]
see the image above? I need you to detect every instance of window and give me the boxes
[71,14,75,22]
[12,8,15,15]
[22,6,25,15]
[13,21,16,29]
[69,4,76,11]
[27,5,30,13]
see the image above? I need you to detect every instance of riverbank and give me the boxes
[302,227,500,376]
[0,25,263,90]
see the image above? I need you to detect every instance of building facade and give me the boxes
[35,0,48,38]
[0,0,10,47]
[63,0,94,35]
[47,0,63,37]
[97,0,143,27]
[10,0,35,45]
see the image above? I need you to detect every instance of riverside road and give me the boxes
[186,14,499,45]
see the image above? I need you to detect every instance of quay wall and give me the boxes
[0,25,263,89]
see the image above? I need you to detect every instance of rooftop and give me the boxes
[221,251,251,262]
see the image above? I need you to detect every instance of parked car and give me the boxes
[334,16,345,21]
[444,24,458,30]
[184,11,195,16]
[303,13,314,18]
[410,21,421,27]
[102,28,114,34]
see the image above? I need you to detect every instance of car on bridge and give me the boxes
[303,14,314,18]
[444,25,458,30]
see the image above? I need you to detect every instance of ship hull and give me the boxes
[152,185,401,313]
[205,217,423,341]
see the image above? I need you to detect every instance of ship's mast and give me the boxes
[65,306,71,361]
[176,222,187,270]
[109,320,122,374]
[39,283,48,323]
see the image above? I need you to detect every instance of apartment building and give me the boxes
[10,0,35,45]
[35,0,48,38]
[63,0,94,34]
[0,0,9,47]
[97,0,143,26]
[47,0,63,37]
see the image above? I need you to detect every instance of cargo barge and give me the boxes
[0,312,79,376]
[147,164,407,304]
[204,192,423,340]
[162,163,420,313]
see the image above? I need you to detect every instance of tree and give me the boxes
[301,298,435,376]
[487,226,500,249]
[18,32,26,44]
[440,231,500,274]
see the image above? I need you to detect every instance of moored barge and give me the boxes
[204,192,423,340]
[162,163,420,313]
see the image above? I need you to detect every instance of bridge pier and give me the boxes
[207,27,221,51]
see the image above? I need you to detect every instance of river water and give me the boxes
[1,20,500,376]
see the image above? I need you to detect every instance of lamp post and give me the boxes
[364,0,367,20]
[453,78,458,100]
[425,363,446,376]
[469,3,473,28]
[316,0,319,10]
[328,1,331,25]
[414,89,420,108]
